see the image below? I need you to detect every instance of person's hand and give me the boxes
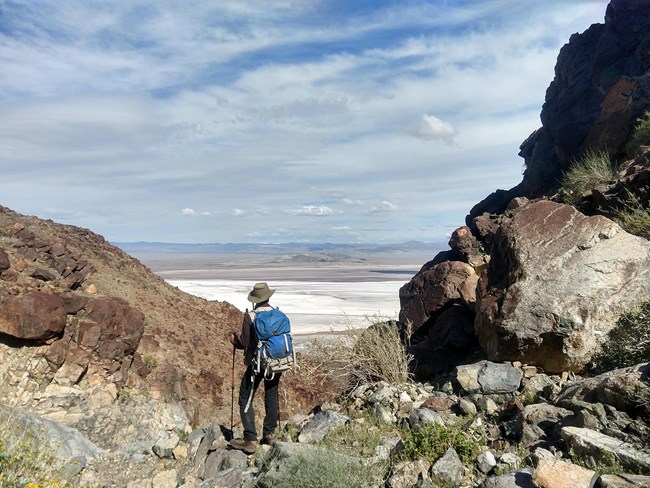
[229,333,236,345]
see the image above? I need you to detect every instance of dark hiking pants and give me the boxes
[239,365,281,441]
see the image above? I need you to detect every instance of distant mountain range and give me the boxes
[113,240,446,255]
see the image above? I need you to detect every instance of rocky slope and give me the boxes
[0,204,244,434]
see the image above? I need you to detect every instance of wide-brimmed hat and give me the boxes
[247,282,275,304]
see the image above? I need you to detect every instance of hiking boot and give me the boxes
[229,438,257,454]
[260,434,275,446]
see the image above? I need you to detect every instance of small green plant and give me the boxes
[257,448,386,488]
[116,386,133,404]
[590,301,650,376]
[400,421,484,465]
[560,149,615,205]
[0,409,72,487]
[615,191,650,240]
[322,409,400,458]
[626,111,650,157]
[569,447,641,476]
[143,354,158,369]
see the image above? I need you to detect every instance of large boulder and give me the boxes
[475,200,650,373]
[0,291,66,341]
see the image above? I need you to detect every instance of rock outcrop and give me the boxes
[0,204,243,447]
[467,0,650,220]
[402,0,650,377]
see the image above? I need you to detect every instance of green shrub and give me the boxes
[400,421,484,465]
[591,301,650,375]
[615,192,650,240]
[560,150,615,205]
[625,111,650,157]
[257,449,386,488]
[322,409,400,458]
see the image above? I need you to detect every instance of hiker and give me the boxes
[228,282,283,454]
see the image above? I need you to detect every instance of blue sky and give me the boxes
[0,0,608,244]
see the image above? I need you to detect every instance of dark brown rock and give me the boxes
[399,260,478,334]
[519,0,650,195]
[30,267,57,282]
[60,292,89,314]
[44,337,70,369]
[49,242,66,257]
[78,321,102,349]
[85,297,144,356]
[448,226,485,267]
[0,292,66,341]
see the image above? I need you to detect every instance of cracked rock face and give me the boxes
[475,200,650,373]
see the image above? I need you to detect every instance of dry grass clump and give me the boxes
[590,301,650,376]
[299,317,413,392]
[257,448,385,488]
[615,192,650,240]
[560,150,616,205]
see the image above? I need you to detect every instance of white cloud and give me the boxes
[287,205,341,217]
[181,208,210,216]
[232,208,246,216]
[416,114,458,144]
[370,201,399,214]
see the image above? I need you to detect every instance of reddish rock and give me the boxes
[86,297,145,353]
[44,337,70,369]
[78,322,102,349]
[400,260,477,333]
[0,292,66,341]
[30,267,57,282]
[49,242,66,257]
[60,292,89,314]
[422,396,455,412]
[97,339,127,361]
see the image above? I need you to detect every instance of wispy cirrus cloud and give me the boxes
[0,0,609,243]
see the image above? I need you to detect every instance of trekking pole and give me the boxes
[230,342,236,438]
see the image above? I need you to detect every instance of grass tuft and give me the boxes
[300,316,412,391]
[560,149,615,205]
[399,421,484,465]
[257,448,386,488]
[590,301,650,376]
[625,111,650,157]
[615,192,650,240]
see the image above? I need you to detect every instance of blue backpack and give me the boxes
[252,308,295,379]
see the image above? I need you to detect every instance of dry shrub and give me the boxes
[590,301,650,375]
[299,317,412,392]
[560,149,615,205]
